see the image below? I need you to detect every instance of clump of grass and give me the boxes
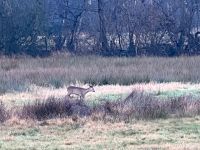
[0,102,9,123]
[13,92,200,122]
[92,92,169,121]
[20,97,91,120]
[170,96,200,117]
[92,92,200,122]
[125,92,168,119]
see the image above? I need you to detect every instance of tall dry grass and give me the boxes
[11,92,200,122]
[1,92,200,123]
[1,54,200,92]
[0,102,9,122]
[93,92,200,122]
[20,97,91,120]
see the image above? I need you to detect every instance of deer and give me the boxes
[67,85,95,100]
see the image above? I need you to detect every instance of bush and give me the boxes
[92,92,200,121]
[20,97,91,120]
[17,92,200,122]
[169,96,200,117]
[92,92,169,121]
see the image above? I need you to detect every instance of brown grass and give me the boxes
[0,92,196,122]
[1,54,200,94]
[0,101,9,122]
[93,92,200,121]
[20,97,91,120]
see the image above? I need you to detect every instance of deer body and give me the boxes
[67,86,95,99]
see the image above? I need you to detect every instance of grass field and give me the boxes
[1,54,200,94]
[1,55,200,149]
[1,82,200,108]
[1,117,200,149]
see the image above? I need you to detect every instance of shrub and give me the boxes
[169,96,200,117]
[92,92,169,122]
[20,97,91,120]
[92,92,200,122]
[18,92,200,122]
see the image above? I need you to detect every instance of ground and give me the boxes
[1,117,200,149]
[1,82,200,149]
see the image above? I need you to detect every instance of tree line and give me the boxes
[0,0,200,57]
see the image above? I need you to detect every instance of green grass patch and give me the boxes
[87,93,128,106]
[156,88,200,98]
[1,118,200,149]
[10,128,40,137]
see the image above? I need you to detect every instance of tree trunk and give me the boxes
[44,36,48,51]
[97,0,109,53]
[128,31,136,56]
[67,11,84,53]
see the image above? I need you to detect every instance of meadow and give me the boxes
[1,54,200,94]
[1,54,200,149]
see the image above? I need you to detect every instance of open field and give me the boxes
[1,55,200,149]
[1,117,200,149]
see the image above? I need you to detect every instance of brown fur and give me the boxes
[67,86,95,99]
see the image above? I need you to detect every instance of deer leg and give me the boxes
[80,95,84,101]
[67,93,71,98]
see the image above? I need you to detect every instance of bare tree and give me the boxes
[0,0,200,56]
[97,0,109,53]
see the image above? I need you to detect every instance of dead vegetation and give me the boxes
[1,55,200,94]
[20,98,91,120]
[1,92,200,123]
[93,92,200,122]
[0,101,9,123]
